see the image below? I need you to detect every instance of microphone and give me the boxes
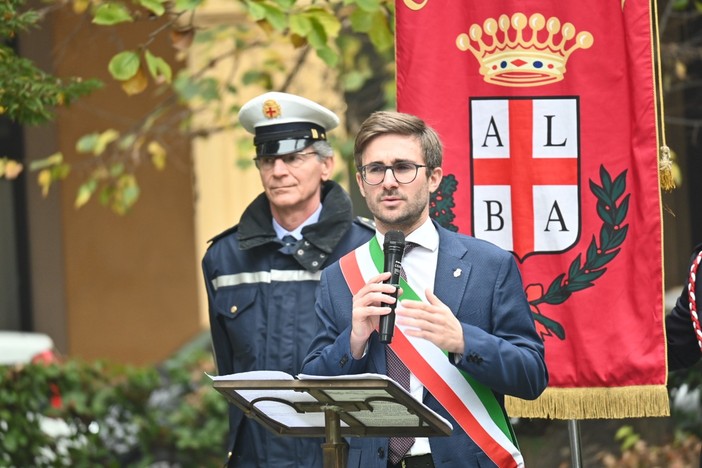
[379,230,406,344]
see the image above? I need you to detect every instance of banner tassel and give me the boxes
[659,145,676,192]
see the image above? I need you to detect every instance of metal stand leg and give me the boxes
[568,419,583,468]
[322,408,348,468]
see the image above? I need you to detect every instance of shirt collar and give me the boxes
[272,203,323,240]
[376,217,439,253]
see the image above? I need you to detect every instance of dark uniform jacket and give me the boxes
[202,180,374,468]
[667,243,702,371]
[666,243,702,468]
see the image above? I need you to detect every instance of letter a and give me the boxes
[544,201,569,232]
[482,116,504,148]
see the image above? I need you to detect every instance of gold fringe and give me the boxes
[506,385,670,419]
[659,145,676,192]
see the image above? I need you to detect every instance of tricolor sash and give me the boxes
[339,237,523,468]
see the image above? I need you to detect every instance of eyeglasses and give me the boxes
[254,152,318,170]
[358,162,428,185]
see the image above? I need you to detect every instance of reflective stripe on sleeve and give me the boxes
[211,269,322,290]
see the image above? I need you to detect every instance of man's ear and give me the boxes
[356,172,366,198]
[320,156,334,181]
[428,166,443,193]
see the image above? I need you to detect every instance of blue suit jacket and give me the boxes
[301,223,548,468]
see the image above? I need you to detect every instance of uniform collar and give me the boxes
[272,204,323,241]
[237,180,353,271]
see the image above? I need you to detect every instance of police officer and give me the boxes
[202,92,374,467]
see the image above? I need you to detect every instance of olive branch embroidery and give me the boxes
[528,165,629,340]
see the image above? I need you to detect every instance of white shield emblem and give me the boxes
[470,97,580,260]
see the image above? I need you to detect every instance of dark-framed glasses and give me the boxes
[359,162,427,185]
[254,151,318,170]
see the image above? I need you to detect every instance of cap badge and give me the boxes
[262,99,282,119]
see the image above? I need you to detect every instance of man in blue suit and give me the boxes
[302,111,548,468]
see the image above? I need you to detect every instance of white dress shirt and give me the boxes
[377,217,439,456]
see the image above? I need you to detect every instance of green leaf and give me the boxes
[137,0,165,16]
[611,170,627,200]
[289,13,312,36]
[29,152,63,171]
[568,255,581,279]
[613,194,630,225]
[588,249,620,270]
[94,129,120,155]
[173,74,220,102]
[144,50,172,83]
[114,174,140,215]
[75,179,98,209]
[599,164,612,190]
[241,70,272,87]
[92,3,134,26]
[342,70,368,92]
[245,0,266,20]
[108,51,141,81]
[110,162,125,178]
[368,11,393,52]
[259,2,287,31]
[76,133,100,154]
[350,8,373,32]
[307,7,341,39]
[316,45,338,67]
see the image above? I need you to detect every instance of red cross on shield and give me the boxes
[470,97,581,261]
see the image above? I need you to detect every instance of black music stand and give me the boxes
[212,372,452,468]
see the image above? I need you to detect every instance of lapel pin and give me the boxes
[453,268,462,278]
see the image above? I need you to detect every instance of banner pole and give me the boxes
[567,419,583,467]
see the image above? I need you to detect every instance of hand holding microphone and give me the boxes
[379,230,406,343]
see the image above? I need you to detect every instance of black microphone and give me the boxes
[379,230,406,344]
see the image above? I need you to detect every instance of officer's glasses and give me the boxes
[254,152,318,171]
[359,162,428,185]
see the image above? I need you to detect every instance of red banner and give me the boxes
[396,0,668,418]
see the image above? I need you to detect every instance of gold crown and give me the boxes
[456,13,593,87]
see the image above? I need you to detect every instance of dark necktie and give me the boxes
[399,242,417,282]
[387,241,417,464]
[386,346,415,463]
[280,235,297,255]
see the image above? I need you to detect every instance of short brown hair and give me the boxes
[353,111,443,170]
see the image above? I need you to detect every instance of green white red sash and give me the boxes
[339,237,523,468]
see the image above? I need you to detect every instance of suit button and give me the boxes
[378,447,385,459]
[230,306,238,314]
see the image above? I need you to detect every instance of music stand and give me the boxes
[212,372,452,468]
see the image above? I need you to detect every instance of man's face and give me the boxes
[356,134,442,234]
[258,149,333,218]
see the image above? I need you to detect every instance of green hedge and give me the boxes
[0,337,228,467]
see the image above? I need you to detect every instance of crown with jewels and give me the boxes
[456,12,594,87]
